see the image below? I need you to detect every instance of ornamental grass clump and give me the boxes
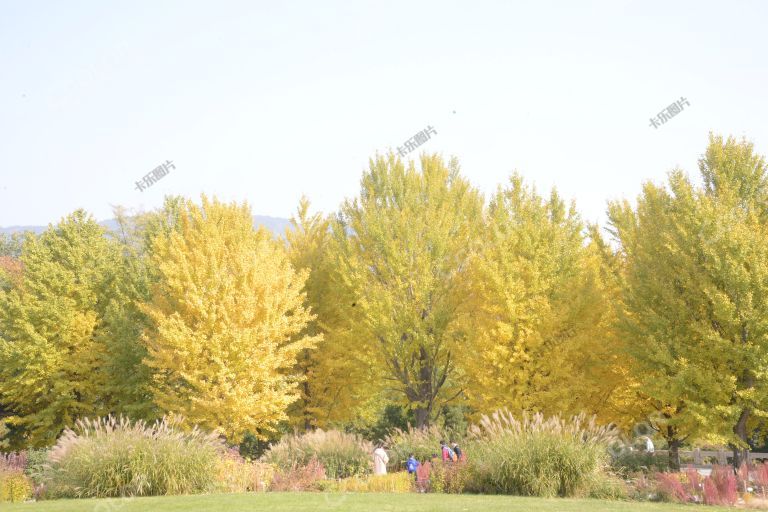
[44,415,224,498]
[465,409,619,498]
[262,429,372,479]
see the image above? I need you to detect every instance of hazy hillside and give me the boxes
[0,215,292,236]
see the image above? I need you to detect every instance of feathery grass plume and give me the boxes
[465,410,619,497]
[262,429,372,479]
[44,415,225,498]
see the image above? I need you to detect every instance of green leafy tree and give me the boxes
[332,153,483,427]
[608,134,768,468]
[0,211,122,447]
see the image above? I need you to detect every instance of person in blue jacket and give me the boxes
[406,453,420,480]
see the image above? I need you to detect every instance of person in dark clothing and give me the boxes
[451,441,463,461]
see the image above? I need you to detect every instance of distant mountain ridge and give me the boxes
[0,215,292,236]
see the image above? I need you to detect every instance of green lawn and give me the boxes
[1,493,732,512]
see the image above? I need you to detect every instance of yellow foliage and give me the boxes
[142,196,319,442]
[338,472,414,493]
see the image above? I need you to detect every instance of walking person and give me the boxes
[373,445,389,475]
[406,453,420,480]
[451,441,463,461]
[440,440,457,462]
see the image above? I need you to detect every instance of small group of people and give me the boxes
[372,440,465,477]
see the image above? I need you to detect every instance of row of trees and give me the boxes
[1,134,766,469]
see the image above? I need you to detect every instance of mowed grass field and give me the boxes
[2,493,732,512]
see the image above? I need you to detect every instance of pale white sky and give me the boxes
[1,0,766,227]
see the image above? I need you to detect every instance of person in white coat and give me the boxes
[373,445,389,475]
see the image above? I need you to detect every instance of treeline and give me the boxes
[1,134,767,469]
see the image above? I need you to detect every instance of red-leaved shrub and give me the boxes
[755,462,768,497]
[702,477,720,505]
[656,472,690,502]
[270,457,326,491]
[710,465,737,505]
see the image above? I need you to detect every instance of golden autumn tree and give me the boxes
[142,196,318,442]
[332,153,483,427]
[461,175,636,426]
[284,197,375,429]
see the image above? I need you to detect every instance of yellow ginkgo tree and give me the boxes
[142,196,318,442]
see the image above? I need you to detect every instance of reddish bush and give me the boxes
[270,457,326,491]
[710,465,737,505]
[656,472,691,503]
[0,452,26,472]
[755,462,768,496]
[685,466,701,493]
[702,477,720,505]
[415,461,431,492]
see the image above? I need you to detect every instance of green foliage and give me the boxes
[262,429,373,479]
[349,404,413,444]
[0,469,32,503]
[24,449,49,485]
[608,134,768,459]
[239,431,276,460]
[332,153,484,427]
[610,451,670,478]
[0,232,24,258]
[0,211,142,448]
[0,423,8,450]
[384,425,454,471]
[581,473,628,500]
[464,410,618,497]
[43,416,224,498]
[429,461,469,494]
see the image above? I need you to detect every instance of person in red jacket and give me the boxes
[440,440,457,462]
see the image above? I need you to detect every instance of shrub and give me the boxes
[24,449,49,486]
[43,415,225,498]
[216,448,275,493]
[384,425,454,472]
[710,465,738,505]
[655,472,690,503]
[464,410,618,497]
[262,429,372,479]
[429,461,469,494]
[270,457,326,491]
[610,451,670,477]
[0,469,33,503]
[338,472,413,493]
[653,465,738,505]
[581,473,627,500]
